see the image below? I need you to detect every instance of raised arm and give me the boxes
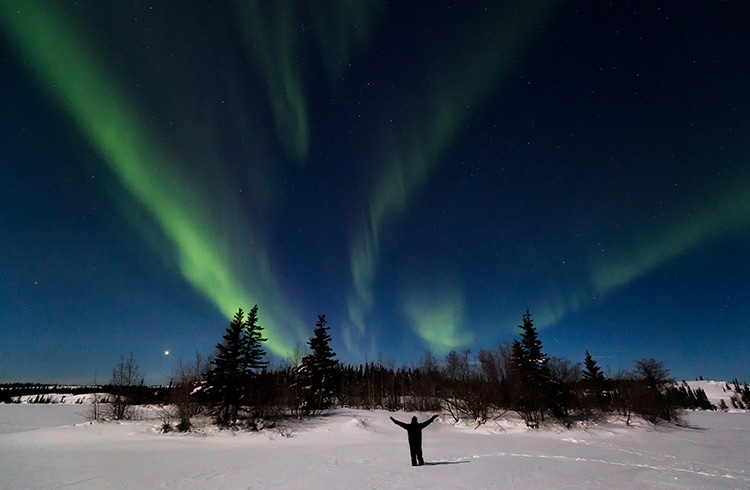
[419,414,439,429]
[390,416,408,429]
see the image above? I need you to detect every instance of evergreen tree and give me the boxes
[581,350,609,412]
[239,305,268,413]
[207,308,246,425]
[582,350,605,384]
[516,310,552,384]
[240,305,268,377]
[299,314,339,413]
[519,311,546,368]
[206,306,268,426]
[511,310,553,427]
[694,387,714,410]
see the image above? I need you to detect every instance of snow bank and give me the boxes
[9,392,110,404]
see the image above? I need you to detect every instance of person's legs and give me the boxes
[416,448,424,466]
[410,447,418,466]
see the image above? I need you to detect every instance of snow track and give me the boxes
[464,449,749,485]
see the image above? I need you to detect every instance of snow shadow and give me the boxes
[423,460,470,466]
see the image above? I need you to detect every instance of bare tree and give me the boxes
[632,358,679,423]
[107,352,143,420]
[84,375,103,422]
[287,342,307,416]
[170,352,208,431]
[548,356,581,425]
[404,350,441,412]
[288,342,306,370]
[441,350,494,425]
[610,369,636,425]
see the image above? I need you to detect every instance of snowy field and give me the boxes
[1,402,749,489]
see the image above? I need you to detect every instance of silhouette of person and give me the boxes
[390,414,438,466]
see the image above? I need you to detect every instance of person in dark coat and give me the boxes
[390,414,439,466]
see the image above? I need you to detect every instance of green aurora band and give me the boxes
[402,283,472,356]
[4,3,748,361]
[345,0,750,349]
[235,0,384,162]
[346,0,563,353]
[591,168,750,297]
[0,3,304,355]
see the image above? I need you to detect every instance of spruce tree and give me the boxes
[582,350,605,384]
[582,350,609,413]
[208,308,246,425]
[511,310,553,427]
[239,305,268,412]
[694,387,714,410]
[299,314,339,413]
[207,306,268,426]
[240,305,268,377]
[517,309,552,382]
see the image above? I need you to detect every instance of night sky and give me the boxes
[2,1,749,384]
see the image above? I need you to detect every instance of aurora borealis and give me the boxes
[2,1,749,383]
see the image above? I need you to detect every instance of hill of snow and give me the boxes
[683,380,748,411]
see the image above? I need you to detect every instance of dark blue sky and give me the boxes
[2,1,749,384]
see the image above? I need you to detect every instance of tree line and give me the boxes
[153,306,725,431]
[15,306,736,431]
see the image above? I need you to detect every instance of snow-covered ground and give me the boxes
[1,401,749,489]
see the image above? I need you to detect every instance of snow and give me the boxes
[684,380,747,411]
[1,402,749,489]
[9,392,109,405]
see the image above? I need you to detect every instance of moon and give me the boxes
[164,350,170,356]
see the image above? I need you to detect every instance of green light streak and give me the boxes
[348,0,562,345]
[592,171,750,295]
[508,166,750,334]
[402,286,472,355]
[1,4,303,355]
[306,0,385,82]
[234,0,382,162]
[233,0,385,355]
[235,1,309,162]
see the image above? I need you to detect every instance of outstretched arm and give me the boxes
[390,416,408,429]
[420,414,439,429]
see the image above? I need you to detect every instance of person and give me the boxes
[390,414,439,466]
